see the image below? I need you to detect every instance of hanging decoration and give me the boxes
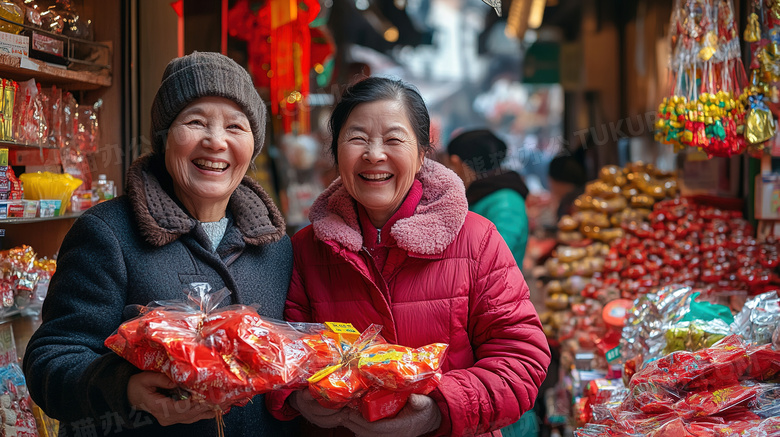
[227,0,335,135]
[655,0,750,158]
[741,0,779,156]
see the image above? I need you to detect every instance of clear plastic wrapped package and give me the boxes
[107,285,449,419]
[308,323,447,421]
[105,284,331,410]
[731,290,780,346]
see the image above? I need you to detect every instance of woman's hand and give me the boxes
[127,372,216,426]
[289,389,350,428]
[343,394,442,437]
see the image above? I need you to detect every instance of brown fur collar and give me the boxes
[126,154,286,247]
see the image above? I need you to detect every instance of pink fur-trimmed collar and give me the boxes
[308,159,468,255]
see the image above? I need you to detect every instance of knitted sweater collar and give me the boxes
[309,159,468,255]
[126,154,287,247]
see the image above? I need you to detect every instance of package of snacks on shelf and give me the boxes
[18,172,82,213]
[13,79,47,147]
[0,363,40,437]
[105,284,331,410]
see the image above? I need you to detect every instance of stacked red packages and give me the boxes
[105,286,329,410]
[307,324,448,422]
[629,335,750,392]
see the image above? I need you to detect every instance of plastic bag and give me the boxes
[105,284,329,410]
[630,335,749,392]
[13,79,47,147]
[672,382,761,419]
[75,99,100,154]
[663,319,730,355]
[731,291,780,346]
[307,324,448,421]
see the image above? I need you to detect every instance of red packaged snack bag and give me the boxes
[745,343,780,382]
[307,323,448,422]
[673,382,760,419]
[105,284,331,411]
[307,324,384,409]
[358,342,448,391]
[627,382,681,414]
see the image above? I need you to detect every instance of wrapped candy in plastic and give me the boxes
[105,284,330,410]
[626,382,681,414]
[672,382,760,419]
[75,99,101,155]
[358,342,448,392]
[308,324,385,409]
[745,343,780,382]
[730,291,780,346]
[13,79,48,147]
[663,319,730,355]
[748,383,780,419]
[307,324,448,421]
[629,335,749,392]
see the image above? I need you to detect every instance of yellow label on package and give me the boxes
[325,322,360,335]
[0,148,7,166]
[358,350,405,367]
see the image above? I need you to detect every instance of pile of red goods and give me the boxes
[105,305,323,409]
[106,297,448,417]
[0,245,56,313]
[587,198,780,302]
[574,335,780,436]
[308,324,448,422]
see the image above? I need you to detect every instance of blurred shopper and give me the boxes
[24,52,297,436]
[447,129,530,267]
[267,77,550,436]
[548,151,587,220]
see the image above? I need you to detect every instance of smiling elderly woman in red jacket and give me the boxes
[267,77,550,437]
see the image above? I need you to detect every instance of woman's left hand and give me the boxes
[343,394,442,437]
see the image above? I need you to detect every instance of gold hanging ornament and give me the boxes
[745,13,761,42]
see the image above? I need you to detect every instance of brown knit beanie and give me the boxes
[150,51,266,159]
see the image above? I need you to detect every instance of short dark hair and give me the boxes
[548,153,587,186]
[328,77,432,165]
[447,129,507,173]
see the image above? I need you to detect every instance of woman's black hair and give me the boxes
[548,151,587,187]
[446,129,507,173]
[328,77,432,165]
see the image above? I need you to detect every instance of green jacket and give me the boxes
[467,172,529,266]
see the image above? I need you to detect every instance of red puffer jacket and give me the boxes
[267,160,550,437]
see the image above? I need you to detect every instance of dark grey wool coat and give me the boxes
[23,155,299,436]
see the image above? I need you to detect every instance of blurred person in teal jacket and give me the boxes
[448,129,536,436]
[447,129,530,266]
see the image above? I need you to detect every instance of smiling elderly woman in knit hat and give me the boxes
[23,52,296,436]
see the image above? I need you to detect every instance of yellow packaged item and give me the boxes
[19,172,82,214]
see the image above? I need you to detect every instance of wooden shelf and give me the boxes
[0,210,83,224]
[0,54,110,90]
[0,140,57,150]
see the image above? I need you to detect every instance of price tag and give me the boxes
[0,324,16,366]
[606,346,621,363]
[325,322,360,335]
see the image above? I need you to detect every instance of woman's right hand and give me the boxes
[127,372,216,426]
[289,389,350,429]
